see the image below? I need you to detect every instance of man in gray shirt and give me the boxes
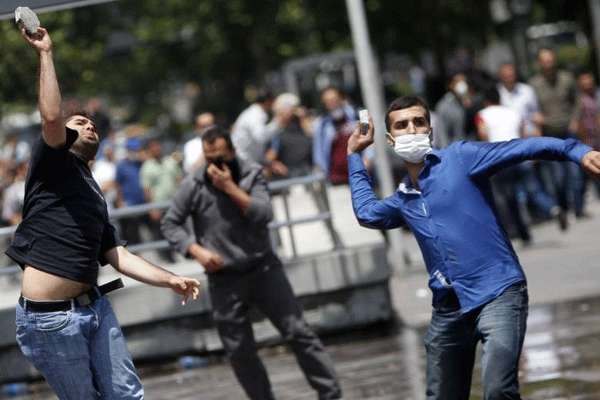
[161,127,341,400]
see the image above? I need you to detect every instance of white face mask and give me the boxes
[454,80,468,97]
[390,132,432,163]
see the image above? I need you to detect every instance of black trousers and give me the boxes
[208,260,342,400]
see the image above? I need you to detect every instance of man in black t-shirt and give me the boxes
[8,26,200,399]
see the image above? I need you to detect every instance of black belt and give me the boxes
[19,278,124,312]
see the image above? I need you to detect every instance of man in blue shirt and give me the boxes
[346,96,600,400]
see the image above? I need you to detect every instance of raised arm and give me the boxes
[346,118,405,230]
[461,137,599,178]
[22,27,65,148]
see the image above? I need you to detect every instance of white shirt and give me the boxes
[183,136,204,174]
[92,158,117,210]
[231,103,278,164]
[497,82,539,136]
[478,105,522,143]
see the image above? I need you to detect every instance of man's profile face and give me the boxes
[202,137,235,167]
[66,115,99,145]
[66,115,100,161]
[387,106,430,143]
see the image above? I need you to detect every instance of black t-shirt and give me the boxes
[6,129,121,284]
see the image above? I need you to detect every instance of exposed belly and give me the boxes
[21,265,92,300]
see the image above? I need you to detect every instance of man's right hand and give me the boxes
[188,243,224,273]
[347,115,375,155]
[21,27,52,53]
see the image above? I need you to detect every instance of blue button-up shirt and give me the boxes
[348,137,592,313]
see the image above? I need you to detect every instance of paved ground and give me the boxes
[2,198,600,399]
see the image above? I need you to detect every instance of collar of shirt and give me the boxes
[397,151,442,194]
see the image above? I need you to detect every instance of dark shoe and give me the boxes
[551,207,568,231]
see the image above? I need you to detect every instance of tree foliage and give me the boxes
[0,0,594,126]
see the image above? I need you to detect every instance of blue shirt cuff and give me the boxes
[566,138,593,164]
[347,152,365,173]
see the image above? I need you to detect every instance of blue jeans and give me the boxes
[424,282,528,400]
[16,296,143,400]
[537,160,584,215]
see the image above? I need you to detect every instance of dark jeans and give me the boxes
[424,282,528,400]
[492,167,531,243]
[537,160,584,215]
[514,162,557,218]
[209,260,342,400]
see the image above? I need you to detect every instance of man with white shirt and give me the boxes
[498,63,566,230]
[231,89,278,165]
[476,87,532,245]
[497,63,542,137]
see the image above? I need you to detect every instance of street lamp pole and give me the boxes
[345,0,405,266]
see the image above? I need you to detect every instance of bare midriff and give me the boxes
[21,265,92,300]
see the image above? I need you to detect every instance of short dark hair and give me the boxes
[483,87,500,105]
[385,96,431,131]
[201,126,234,150]
[65,110,93,123]
[255,88,274,104]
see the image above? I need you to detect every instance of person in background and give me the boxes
[231,89,278,166]
[265,93,313,180]
[529,48,583,218]
[2,159,28,226]
[183,112,215,174]
[434,72,471,148]
[116,137,146,245]
[92,143,118,212]
[475,87,532,245]
[313,86,369,184]
[570,70,600,206]
[141,137,182,262]
[497,63,567,229]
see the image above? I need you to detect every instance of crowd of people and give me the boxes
[2,49,600,253]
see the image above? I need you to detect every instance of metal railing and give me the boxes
[0,173,342,275]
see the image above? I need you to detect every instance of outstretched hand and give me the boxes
[21,27,52,53]
[582,151,600,180]
[168,276,201,306]
[347,116,375,155]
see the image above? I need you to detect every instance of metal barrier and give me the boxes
[0,173,342,275]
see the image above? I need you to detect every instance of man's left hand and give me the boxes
[168,276,201,305]
[582,151,600,179]
[207,163,234,192]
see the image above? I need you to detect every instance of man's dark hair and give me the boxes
[575,69,594,79]
[483,87,500,105]
[255,88,274,104]
[320,86,344,98]
[385,96,431,131]
[201,126,234,150]
[64,110,93,123]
